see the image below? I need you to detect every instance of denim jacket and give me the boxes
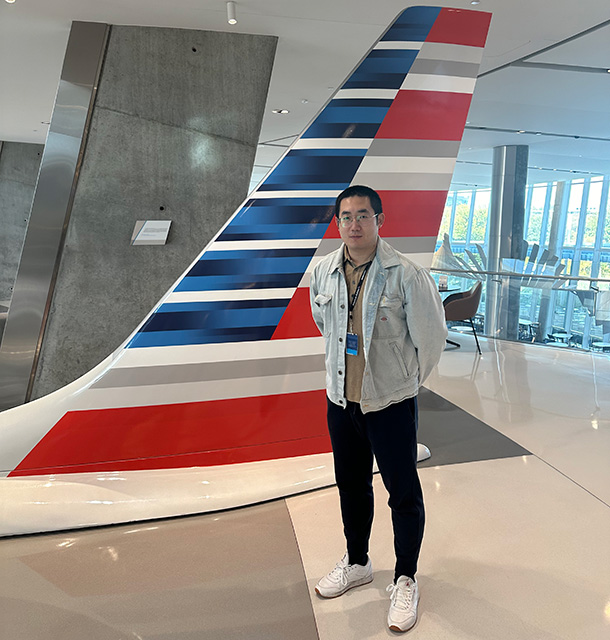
[310,238,447,413]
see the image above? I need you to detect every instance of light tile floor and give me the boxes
[289,334,610,639]
[288,456,610,639]
[1,334,609,639]
[427,335,610,503]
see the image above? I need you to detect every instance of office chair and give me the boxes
[443,281,483,354]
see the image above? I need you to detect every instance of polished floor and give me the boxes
[1,334,609,639]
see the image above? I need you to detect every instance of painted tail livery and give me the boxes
[0,6,491,535]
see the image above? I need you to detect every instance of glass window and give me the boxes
[552,290,568,331]
[578,258,593,280]
[526,185,547,243]
[452,247,468,263]
[435,176,610,350]
[564,180,584,246]
[519,287,534,321]
[438,192,454,239]
[583,179,603,246]
[451,191,472,242]
[471,189,490,242]
[603,193,610,248]
[544,183,558,246]
[570,303,587,335]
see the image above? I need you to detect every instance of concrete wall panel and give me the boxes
[0,142,44,306]
[96,28,272,144]
[31,26,276,398]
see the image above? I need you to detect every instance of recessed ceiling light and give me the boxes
[471,0,480,4]
[5,0,16,4]
[272,109,290,114]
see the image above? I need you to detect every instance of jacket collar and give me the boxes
[327,237,401,274]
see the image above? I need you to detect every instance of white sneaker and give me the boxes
[386,575,419,632]
[315,553,373,598]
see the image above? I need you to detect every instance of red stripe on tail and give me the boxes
[272,287,321,339]
[10,390,330,476]
[427,8,492,47]
[376,90,473,141]
[378,191,449,237]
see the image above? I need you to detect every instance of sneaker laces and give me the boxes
[329,557,350,586]
[386,579,414,610]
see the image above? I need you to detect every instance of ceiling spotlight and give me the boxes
[5,0,17,4]
[272,109,290,114]
[227,2,237,25]
[470,0,480,4]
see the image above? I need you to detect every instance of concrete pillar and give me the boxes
[0,142,44,320]
[0,142,44,346]
[28,26,276,400]
[485,145,528,340]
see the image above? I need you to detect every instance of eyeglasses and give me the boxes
[337,213,379,228]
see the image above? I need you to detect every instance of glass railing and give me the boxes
[431,268,610,353]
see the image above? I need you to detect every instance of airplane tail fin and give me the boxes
[0,6,491,534]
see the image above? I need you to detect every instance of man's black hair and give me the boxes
[334,185,383,218]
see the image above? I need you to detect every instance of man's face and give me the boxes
[336,195,385,255]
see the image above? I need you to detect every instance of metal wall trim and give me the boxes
[0,22,110,411]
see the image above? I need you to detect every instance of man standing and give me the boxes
[309,185,447,633]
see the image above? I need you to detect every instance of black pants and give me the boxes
[326,396,425,581]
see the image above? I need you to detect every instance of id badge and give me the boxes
[346,332,359,356]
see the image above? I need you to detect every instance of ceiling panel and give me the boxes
[2,0,610,185]
[527,23,610,68]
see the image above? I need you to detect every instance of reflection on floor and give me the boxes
[417,387,530,468]
[0,500,318,640]
[1,335,609,639]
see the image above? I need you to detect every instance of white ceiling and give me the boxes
[1,0,609,191]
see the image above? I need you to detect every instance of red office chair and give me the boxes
[443,281,483,354]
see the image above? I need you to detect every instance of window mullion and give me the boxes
[465,189,475,246]
[539,182,553,248]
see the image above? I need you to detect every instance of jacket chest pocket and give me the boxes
[314,293,333,336]
[373,295,405,339]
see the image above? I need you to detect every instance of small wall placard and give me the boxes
[131,220,172,245]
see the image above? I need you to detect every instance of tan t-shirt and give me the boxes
[343,246,376,403]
